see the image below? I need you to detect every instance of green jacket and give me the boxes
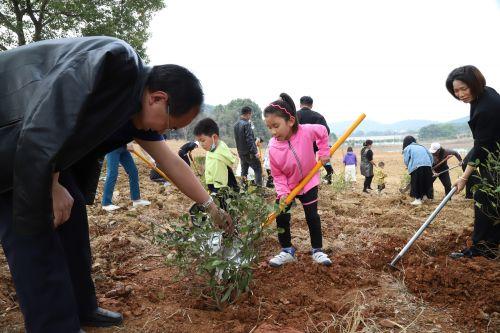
[205,140,236,188]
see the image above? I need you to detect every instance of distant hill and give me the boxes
[330,116,468,136]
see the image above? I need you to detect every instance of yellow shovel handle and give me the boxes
[263,113,366,227]
[131,149,172,183]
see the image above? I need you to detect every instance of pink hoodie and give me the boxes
[269,124,330,199]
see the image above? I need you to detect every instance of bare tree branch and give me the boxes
[10,0,26,45]
[0,43,8,51]
[0,9,17,32]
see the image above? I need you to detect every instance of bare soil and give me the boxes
[1,143,498,333]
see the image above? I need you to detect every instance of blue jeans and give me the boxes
[102,146,140,205]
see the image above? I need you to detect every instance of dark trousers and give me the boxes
[363,176,373,191]
[276,186,323,249]
[432,171,452,194]
[239,153,263,186]
[0,171,97,333]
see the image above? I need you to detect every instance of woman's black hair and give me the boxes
[363,139,373,147]
[263,93,299,133]
[402,135,416,150]
[445,65,486,100]
[146,64,204,117]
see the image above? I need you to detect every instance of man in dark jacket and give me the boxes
[429,142,462,195]
[0,37,230,333]
[233,106,262,186]
[297,96,334,184]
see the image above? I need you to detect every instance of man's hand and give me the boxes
[207,202,234,234]
[52,173,74,228]
[319,156,330,165]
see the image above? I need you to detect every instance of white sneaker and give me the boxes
[132,199,151,207]
[312,251,332,266]
[410,199,422,205]
[269,251,296,267]
[102,204,121,211]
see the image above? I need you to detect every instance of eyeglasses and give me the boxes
[164,101,178,134]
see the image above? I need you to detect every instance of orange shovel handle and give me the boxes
[131,149,172,183]
[263,113,366,227]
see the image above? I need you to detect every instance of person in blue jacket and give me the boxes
[402,136,434,205]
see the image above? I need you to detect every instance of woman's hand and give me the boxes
[453,177,467,193]
[52,173,74,228]
[207,202,234,234]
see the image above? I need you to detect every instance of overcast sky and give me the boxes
[146,0,500,124]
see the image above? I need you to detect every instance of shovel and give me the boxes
[263,113,366,227]
[388,186,457,269]
[432,164,462,178]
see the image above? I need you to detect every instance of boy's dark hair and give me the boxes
[347,146,353,152]
[193,118,219,136]
[378,161,385,167]
[446,65,486,100]
[264,93,299,133]
[241,106,252,115]
[299,96,313,106]
[363,139,373,147]
[146,64,204,117]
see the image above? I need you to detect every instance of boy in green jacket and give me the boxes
[194,118,239,200]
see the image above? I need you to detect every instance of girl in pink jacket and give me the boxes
[264,93,332,267]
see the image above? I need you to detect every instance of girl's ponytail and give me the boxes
[279,93,296,113]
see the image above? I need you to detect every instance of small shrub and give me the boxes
[471,145,500,224]
[331,172,349,194]
[154,187,273,310]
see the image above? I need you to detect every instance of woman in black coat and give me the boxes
[360,139,375,192]
[447,65,500,259]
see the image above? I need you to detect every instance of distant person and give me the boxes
[360,140,376,192]
[264,93,332,267]
[428,142,462,195]
[101,144,151,211]
[178,140,199,166]
[446,65,500,259]
[233,106,263,186]
[343,146,357,182]
[374,161,387,194]
[297,96,334,184]
[194,118,239,209]
[402,136,434,205]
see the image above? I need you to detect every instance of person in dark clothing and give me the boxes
[461,150,480,199]
[447,65,500,260]
[360,140,376,192]
[178,141,199,166]
[297,96,334,184]
[0,37,232,332]
[428,142,462,195]
[233,106,263,186]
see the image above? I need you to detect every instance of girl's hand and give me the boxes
[319,156,330,165]
[453,177,467,193]
[52,173,74,228]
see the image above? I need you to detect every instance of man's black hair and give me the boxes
[146,64,204,117]
[193,118,219,136]
[241,106,252,115]
[300,96,313,106]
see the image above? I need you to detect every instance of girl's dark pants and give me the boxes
[275,186,322,249]
[0,171,97,333]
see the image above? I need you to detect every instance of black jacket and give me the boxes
[468,86,500,164]
[0,37,149,235]
[297,108,330,134]
[233,119,257,155]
